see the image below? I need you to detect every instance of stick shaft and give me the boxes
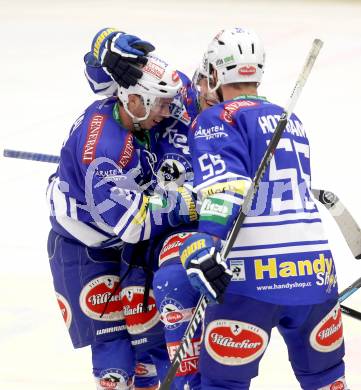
[340,304,361,321]
[3,149,60,163]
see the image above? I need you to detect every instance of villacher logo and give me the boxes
[120,286,160,334]
[79,275,124,322]
[56,292,72,329]
[310,303,343,353]
[205,319,268,365]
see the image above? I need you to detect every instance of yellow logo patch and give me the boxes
[180,239,206,266]
[254,254,333,280]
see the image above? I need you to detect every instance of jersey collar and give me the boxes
[233,94,268,101]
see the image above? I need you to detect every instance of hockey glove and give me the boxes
[180,233,232,303]
[91,28,155,88]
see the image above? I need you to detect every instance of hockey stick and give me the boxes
[338,277,361,321]
[159,38,324,390]
[6,148,361,264]
[3,149,60,163]
[311,189,361,321]
[312,189,361,259]
[338,276,361,303]
[340,304,361,321]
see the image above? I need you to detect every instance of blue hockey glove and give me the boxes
[91,28,155,88]
[180,233,232,303]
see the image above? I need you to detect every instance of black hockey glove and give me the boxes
[180,233,232,303]
[102,33,155,88]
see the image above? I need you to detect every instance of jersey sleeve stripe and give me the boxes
[113,192,143,235]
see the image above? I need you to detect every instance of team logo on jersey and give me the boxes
[238,65,257,76]
[159,232,195,266]
[163,125,190,154]
[205,319,268,365]
[156,153,193,189]
[309,303,343,353]
[120,286,160,334]
[160,297,194,330]
[99,368,132,389]
[194,124,229,141]
[135,362,157,377]
[118,133,134,169]
[79,275,124,322]
[167,337,201,376]
[82,114,107,164]
[56,292,72,329]
[220,101,258,125]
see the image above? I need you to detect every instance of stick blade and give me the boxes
[312,189,361,259]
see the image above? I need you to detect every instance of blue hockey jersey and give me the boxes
[189,95,338,305]
[47,97,194,248]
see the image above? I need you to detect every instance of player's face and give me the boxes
[192,68,219,111]
[139,97,173,130]
[198,77,219,111]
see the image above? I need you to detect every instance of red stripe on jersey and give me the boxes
[118,133,135,169]
[221,100,259,125]
[82,114,107,164]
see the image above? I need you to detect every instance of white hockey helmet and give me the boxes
[206,28,265,91]
[117,53,182,121]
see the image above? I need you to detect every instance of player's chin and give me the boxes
[147,117,164,129]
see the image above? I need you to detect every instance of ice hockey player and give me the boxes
[179,28,348,390]
[46,31,196,389]
[83,28,207,390]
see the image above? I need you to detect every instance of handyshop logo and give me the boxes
[254,254,334,280]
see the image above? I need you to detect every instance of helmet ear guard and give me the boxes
[206,27,266,92]
[117,53,182,122]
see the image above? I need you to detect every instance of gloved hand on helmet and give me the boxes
[88,28,155,88]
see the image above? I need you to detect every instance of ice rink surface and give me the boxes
[1,0,361,388]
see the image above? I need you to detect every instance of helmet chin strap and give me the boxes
[120,95,152,131]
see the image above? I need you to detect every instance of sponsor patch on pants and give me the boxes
[121,286,160,334]
[135,362,157,378]
[97,368,133,389]
[56,292,72,329]
[167,338,201,376]
[160,297,194,330]
[205,319,268,365]
[309,303,343,353]
[79,275,124,321]
[319,376,346,390]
